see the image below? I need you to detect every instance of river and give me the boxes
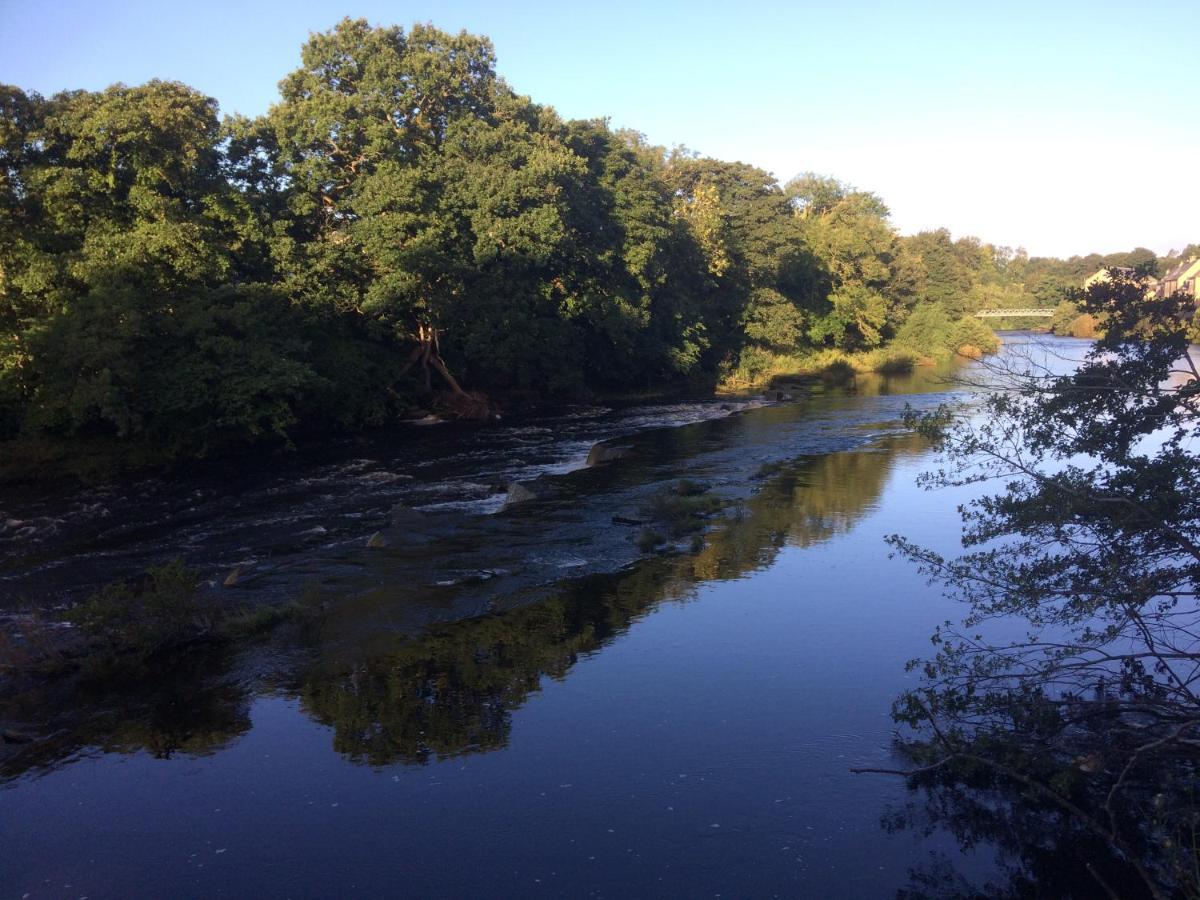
[0,334,1094,897]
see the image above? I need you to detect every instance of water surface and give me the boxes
[0,335,1095,897]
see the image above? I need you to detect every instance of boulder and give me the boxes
[373,505,444,545]
[586,443,632,466]
[501,482,539,511]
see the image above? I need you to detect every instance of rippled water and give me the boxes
[0,398,769,608]
[0,335,1097,897]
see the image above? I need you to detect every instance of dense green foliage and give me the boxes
[0,18,1174,473]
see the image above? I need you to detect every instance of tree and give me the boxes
[559,123,710,385]
[902,228,974,315]
[668,157,817,362]
[876,271,1200,898]
[797,188,897,350]
[785,172,888,220]
[809,283,888,349]
[0,80,319,455]
[267,18,501,399]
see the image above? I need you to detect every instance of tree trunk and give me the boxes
[401,324,469,397]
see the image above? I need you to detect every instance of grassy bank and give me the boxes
[718,347,925,391]
[719,307,1001,391]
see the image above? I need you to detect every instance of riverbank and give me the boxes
[718,338,1000,393]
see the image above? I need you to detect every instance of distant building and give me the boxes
[1082,266,1158,298]
[1083,266,1136,290]
[1157,257,1200,300]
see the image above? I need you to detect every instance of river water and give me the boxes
[0,334,1095,897]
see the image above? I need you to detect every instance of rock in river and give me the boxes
[501,482,539,510]
[586,443,632,466]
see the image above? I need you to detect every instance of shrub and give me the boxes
[66,559,215,655]
[674,478,708,497]
[637,530,666,552]
[728,346,779,385]
[950,316,1000,354]
[1068,313,1102,338]
[894,303,999,358]
[894,303,952,356]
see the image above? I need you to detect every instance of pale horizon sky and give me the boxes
[2,0,1196,258]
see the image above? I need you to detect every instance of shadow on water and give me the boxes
[0,355,964,612]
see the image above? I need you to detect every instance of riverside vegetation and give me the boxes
[3,17,1192,480]
[873,275,1200,898]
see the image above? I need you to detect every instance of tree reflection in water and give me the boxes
[1,648,252,779]
[298,434,924,765]
[888,766,1158,899]
[2,435,925,790]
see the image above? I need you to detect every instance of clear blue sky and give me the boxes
[2,0,1197,258]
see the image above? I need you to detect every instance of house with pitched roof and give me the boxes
[1156,257,1200,299]
[1083,266,1158,298]
[1083,266,1135,289]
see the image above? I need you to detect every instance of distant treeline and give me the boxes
[0,19,1182,471]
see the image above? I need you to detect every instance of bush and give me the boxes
[894,303,999,358]
[1049,300,1081,335]
[727,346,780,386]
[894,303,952,356]
[674,478,709,497]
[859,347,919,374]
[950,316,1000,354]
[637,529,666,552]
[66,559,215,655]
[1068,313,1102,338]
[640,491,723,537]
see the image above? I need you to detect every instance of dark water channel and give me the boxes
[0,335,1093,897]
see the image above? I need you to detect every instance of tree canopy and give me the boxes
[0,17,1175,474]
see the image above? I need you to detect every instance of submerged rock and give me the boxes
[372,505,445,546]
[611,515,648,526]
[389,504,430,531]
[586,443,632,466]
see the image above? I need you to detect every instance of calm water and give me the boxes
[0,335,1094,897]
